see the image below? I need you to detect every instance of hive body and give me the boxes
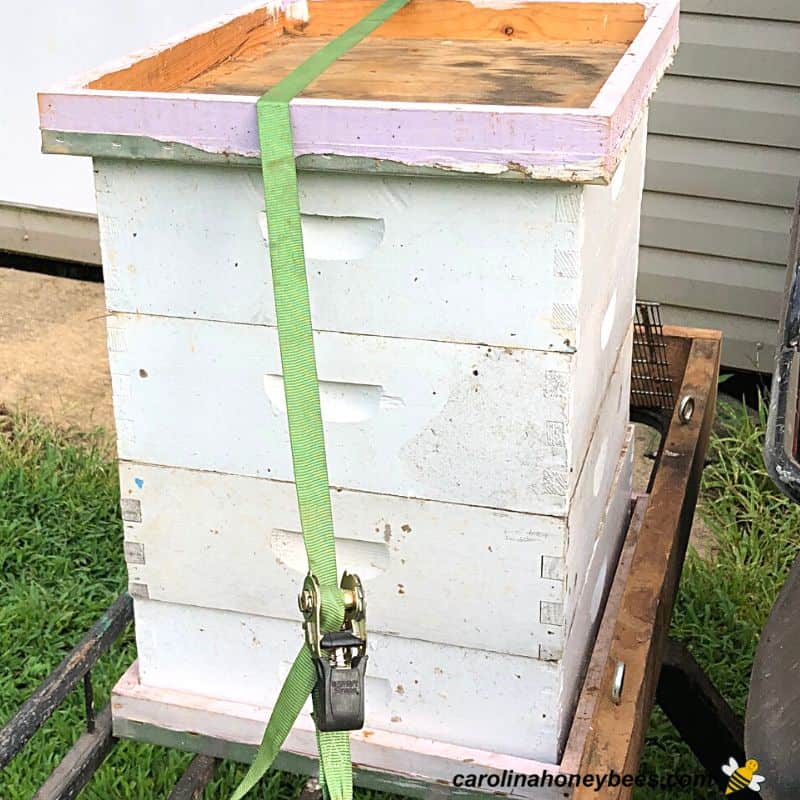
[97,121,646,762]
[36,0,680,778]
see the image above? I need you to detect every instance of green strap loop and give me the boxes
[231,2,411,798]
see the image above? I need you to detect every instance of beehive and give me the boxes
[39,0,678,776]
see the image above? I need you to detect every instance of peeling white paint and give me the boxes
[265,0,309,21]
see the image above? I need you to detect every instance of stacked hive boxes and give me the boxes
[37,0,684,775]
[94,114,646,763]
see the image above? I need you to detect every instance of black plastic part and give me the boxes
[311,655,368,732]
[765,348,800,503]
[765,183,800,503]
[320,630,365,650]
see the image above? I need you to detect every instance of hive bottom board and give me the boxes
[115,429,632,765]
[113,656,586,800]
[112,656,591,800]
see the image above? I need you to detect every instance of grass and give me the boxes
[0,413,308,799]
[634,399,800,798]
[0,401,797,799]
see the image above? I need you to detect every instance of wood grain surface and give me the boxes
[181,36,628,106]
[574,330,721,799]
[90,0,643,105]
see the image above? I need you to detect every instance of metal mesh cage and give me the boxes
[631,301,673,411]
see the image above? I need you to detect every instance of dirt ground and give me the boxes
[0,268,114,431]
[0,265,713,551]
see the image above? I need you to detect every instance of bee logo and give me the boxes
[721,757,766,795]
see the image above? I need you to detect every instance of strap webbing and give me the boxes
[230,2,411,798]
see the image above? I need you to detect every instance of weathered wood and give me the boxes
[121,431,631,765]
[109,329,722,794]
[167,754,218,800]
[0,593,132,769]
[561,496,648,772]
[574,331,721,800]
[662,326,714,404]
[94,121,646,355]
[39,1,678,182]
[106,314,632,516]
[41,130,614,182]
[31,705,116,800]
[181,36,628,107]
[114,712,553,800]
[90,0,646,95]
[32,0,681,777]
[660,306,776,374]
[120,427,632,661]
[562,430,635,705]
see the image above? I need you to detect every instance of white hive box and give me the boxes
[119,339,633,761]
[38,0,678,782]
[94,115,648,514]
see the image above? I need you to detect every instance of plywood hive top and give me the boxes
[90,1,643,108]
[39,0,680,182]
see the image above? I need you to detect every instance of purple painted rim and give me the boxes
[37,0,679,182]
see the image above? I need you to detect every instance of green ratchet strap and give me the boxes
[230,2,412,799]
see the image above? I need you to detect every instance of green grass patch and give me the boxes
[0,412,308,799]
[0,402,797,798]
